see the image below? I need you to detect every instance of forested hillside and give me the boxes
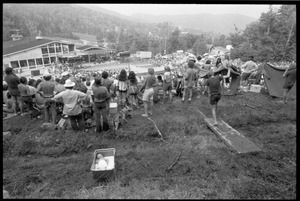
[3,4,157,43]
[3,4,296,61]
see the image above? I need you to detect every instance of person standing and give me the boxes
[162,66,173,104]
[116,69,129,108]
[92,77,110,132]
[282,62,296,104]
[182,56,197,103]
[240,56,258,86]
[52,79,87,131]
[205,68,231,125]
[101,71,114,115]
[140,67,157,117]
[127,71,139,108]
[37,72,57,124]
[4,67,23,116]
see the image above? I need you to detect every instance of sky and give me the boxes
[93,4,283,19]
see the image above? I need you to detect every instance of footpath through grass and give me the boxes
[3,90,296,199]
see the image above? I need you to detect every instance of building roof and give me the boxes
[3,36,81,56]
[3,36,55,56]
[76,45,95,51]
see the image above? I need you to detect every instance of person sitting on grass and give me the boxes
[18,76,34,116]
[204,68,231,126]
[139,67,157,117]
[3,83,14,113]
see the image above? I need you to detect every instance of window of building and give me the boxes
[69,44,74,52]
[19,60,28,68]
[43,57,50,65]
[36,58,43,66]
[49,43,55,53]
[28,59,36,69]
[63,44,69,53]
[10,61,19,68]
[41,46,48,54]
[55,43,62,52]
[50,57,56,63]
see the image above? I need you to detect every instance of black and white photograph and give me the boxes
[3,3,296,199]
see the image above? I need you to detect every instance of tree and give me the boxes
[193,38,207,56]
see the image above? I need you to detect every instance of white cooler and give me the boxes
[249,84,262,93]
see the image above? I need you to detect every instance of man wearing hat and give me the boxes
[52,79,87,131]
[60,71,70,85]
[37,72,57,124]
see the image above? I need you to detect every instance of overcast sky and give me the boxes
[93,4,283,19]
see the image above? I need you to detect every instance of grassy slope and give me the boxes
[3,90,296,199]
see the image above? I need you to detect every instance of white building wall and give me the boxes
[3,48,42,66]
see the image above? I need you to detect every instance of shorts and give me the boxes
[163,82,172,91]
[283,81,295,90]
[209,94,221,105]
[142,88,154,102]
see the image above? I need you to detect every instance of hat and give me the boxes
[43,72,51,77]
[61,71,69,76]
[64,79,75,87]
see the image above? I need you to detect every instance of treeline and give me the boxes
[3,4,296,62]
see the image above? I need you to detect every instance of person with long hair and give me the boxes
[127,71,139,108]
[117,69,129,107]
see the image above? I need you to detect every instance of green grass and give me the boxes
[3,90,296,199]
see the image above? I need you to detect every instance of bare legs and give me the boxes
[211,104,218,125]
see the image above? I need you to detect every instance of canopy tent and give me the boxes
[262,63,296,98]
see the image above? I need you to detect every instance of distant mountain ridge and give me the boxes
[130,13,256,35]
[77,4,256,35]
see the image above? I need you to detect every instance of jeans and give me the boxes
[44,98,57,124]
[94,102,109,132]
[69,113,85,131]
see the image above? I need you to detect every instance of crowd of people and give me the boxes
[3,51,296,130]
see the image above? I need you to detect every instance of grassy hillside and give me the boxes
[3,85,296,199]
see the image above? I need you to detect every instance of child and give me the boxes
[205,68,231,125]
[95,153,109,170]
